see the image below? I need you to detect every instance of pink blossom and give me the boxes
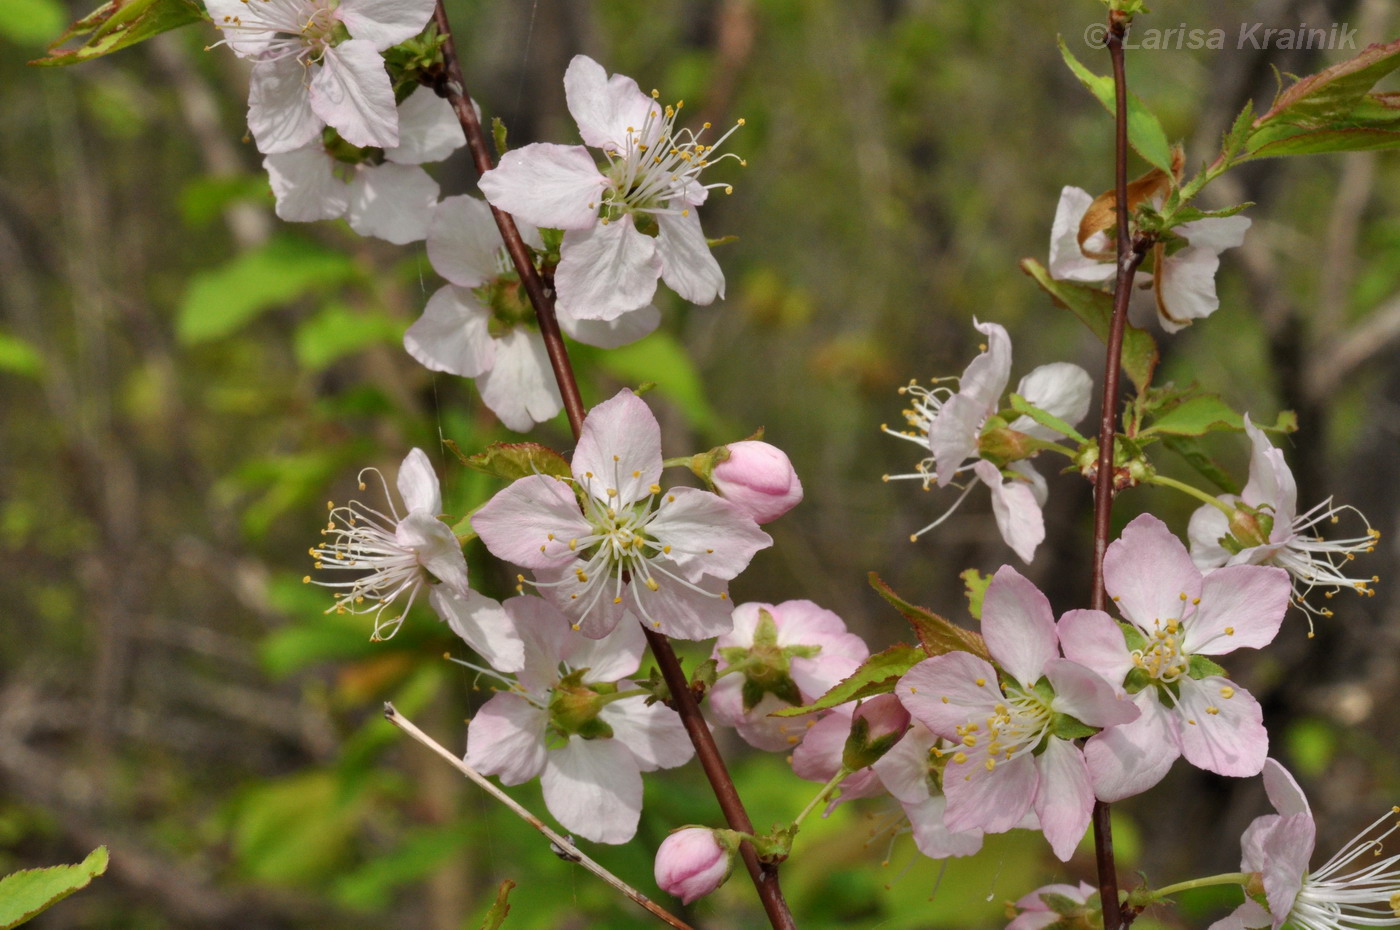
[884,321,1091,562]
[871,722,987,860]
[477,56,742,321]
[472,390,771,640]
[710,441,804,523]
[1209,758,1400,930]
[1059,513,1291,801]
[896,566,1137,861]
[1005,881,1098,930]
[207,0,435,154]
[465,596,691,844]
[654,827,736,904]
[708,600,868,751]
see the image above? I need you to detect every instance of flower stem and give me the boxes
[790,769,849,834]
[1147,474,1233,515]
[427,9,796,927]
[1091,14,1152,930]
[1148,872,1251,899]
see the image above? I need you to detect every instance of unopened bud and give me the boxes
[707,441,804,523]
[654,827,738,904]
[842,694,911,771]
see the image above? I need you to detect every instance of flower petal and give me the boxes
[571,389,663,503]
[1156,246,1223,333]
[336,0,435,49]
[1178,214,1251,253]
[656,206,725,305]
[1083,692,1180,801]
[477,328,563,432]
[1261,757,1311,819]
[557,303,661,349]
[1012,363,1093,437]
[942,750,1037,835]
[429,586,525,674]
[1033,737,1094,861]
[555,218,660,322]
[396,511,469,597]
[472,475,592,569]
[1258,812,1312,928]
[626,570,734,641]
[1185,564,1289,655]
[1241,415,1297,526]
[897,653,1003,739]
[382,87,466,164]
[345,162,439,244]
[599,696,693,772]
[563,54,663,153]
[1187,499,1235,570]
[961,320,1013,411]
[648,488,772,582]
[1176,676,1267,778]
[977,463,1045,565]
[1048,186,1116,283]
[397,447,442,514]
[928,393,984,487]
[979,564,1058,687]
[426,195,506,288]
[309,40,399,150]
[565,615,646,683]
[1057,608,1135,691]
[404,285,496,378]
[247,58,322,155]
[466,693,547,784]
[264,146,350,222]
[478,143,604,230]
[904,794,984,860]
[1103,513,1203,632]
[542,737,643,844]
[534,564,629,639]
[1044,658,1139,728]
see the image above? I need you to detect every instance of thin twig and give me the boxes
[424,11,797,926]
[383,703,695,930]
[1090,15,1150,930]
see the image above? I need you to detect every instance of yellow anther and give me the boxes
[1220,686,1235,699]
[1225,626,1235,635]
[649,484,662,494]
[302,575,311,583]
[1206,706,1220,715]
[952,752,968,764]
[975,677,986,687]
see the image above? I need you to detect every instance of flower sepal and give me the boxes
[547,670,617,740]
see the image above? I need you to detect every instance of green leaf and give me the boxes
[294,302,404,371]
[0,331,44,379]
[1021,258,1159,393]
[29,0,204,66]
[869,572,990,662]
[455,441,571,482]
[1188,654,1227,679]
[0,846,108,929]
[770,644,926,717]
[1141,395,1241,437]
[491,117,509,156]
[589,331,724,437]
[1058,36,1174,172]
[1254,38,1400,131]
[0,0,66,46]
[1164,203,1253,225]
[961,569,992,621]
[478,880,515,930]
[178,235,357,344]
[1007,393,1088,444]
[1161,436,1241,496]
[1245,126,1400,160]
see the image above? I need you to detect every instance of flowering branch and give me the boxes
[425,10,796,928]
[1089,13,1152,930]
[382,703,695,930]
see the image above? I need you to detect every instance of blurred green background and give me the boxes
[2,0,1400,926]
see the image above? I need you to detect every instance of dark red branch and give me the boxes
[1090,15,1149,930]
[427,6,796,926]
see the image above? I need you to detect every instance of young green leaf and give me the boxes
[1253,38,1400,130]
[29,0,203,66]
[1058,37,1174,172]
[961,569,992,621]
[0,847,108,929]
[869,572,990,662]
[1161,436,1241,496]
[1140,394,1241,437]
[458,442,572,482]
[1007,393,1089,444]
[769,644,926,717]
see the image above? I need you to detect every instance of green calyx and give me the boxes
[1222,506,1275,552]
[547,671,615,741]
[721,609,820,713]
[841,715,902,771]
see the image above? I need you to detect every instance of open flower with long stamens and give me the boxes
[882,320,1091,562]
[1059,513,1291,801]
[206,0,434,154]
[472,389,771,640]
[896,566,1138,861]
[308,448,470,640]
[465,596,692,844]
[477,55,743,322]
[1189,416,1380,621]
[1209,758,1400,930]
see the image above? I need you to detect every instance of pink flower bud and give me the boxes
[654,827,736,904]
[711,441,803,523]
